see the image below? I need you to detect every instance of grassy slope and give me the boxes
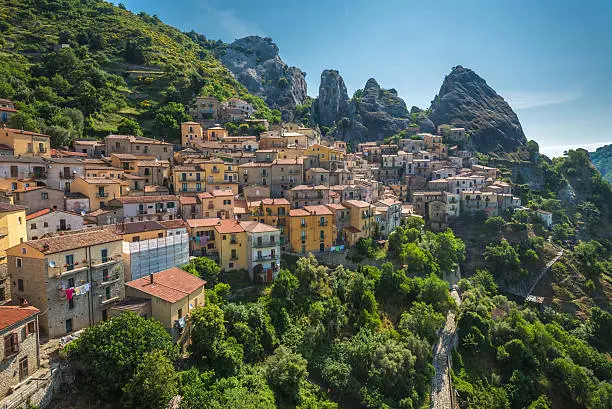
[0,0,273,140]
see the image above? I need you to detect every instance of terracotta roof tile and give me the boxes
[25,228,122,254]
[239,221,279,233]
[214,219,244,234]
[26,208,52,220]
[0,306,39,331]
[125,267,206,303]
[186,218,221,228]
[115,195,178,204]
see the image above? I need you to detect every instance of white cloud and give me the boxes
[503,90,582,110]
[197,1,265,40]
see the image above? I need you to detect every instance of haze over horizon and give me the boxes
[113,0,612,153]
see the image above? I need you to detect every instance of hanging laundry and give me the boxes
[65,288,74,300]
[75,286,82,296]
[84,283,91,292]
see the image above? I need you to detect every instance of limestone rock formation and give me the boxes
[316,70,349,127]
[429,65,527,152]
[218,36,307,121]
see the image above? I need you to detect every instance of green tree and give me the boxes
[265,346,308,402]
[484,239,520,273]
[122,350,178,409]
[117,117,143,136]
[399,301,445,343]
[66,312,176,401]
[183,257,221,284]
[190,304,226,360]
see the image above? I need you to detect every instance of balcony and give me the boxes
[252,240,278,248]
[319,220,328,226]
[56,224,72,231]
[212,168,220,173]
[300,223,307,228]
[62,172,75,179]
[91,255,121,268]
[256,254,279,261]
[96,192,109,198]
[230,255,239,260]
[100,296,120,305]
[319,235,326,241]
[29,171,47,179]
[230,239,238,244]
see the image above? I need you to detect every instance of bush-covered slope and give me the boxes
[590,144,612,183]
[0,0,277,144]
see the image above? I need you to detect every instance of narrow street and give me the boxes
[430,289,461,409]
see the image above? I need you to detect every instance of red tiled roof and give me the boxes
[289,208,309,217]
[125,267,206,303]
[303,205,333,215]
[214,219,244,234]
[26,208,52,220]
[116,195,178,204]
[0,306,39,331]
[239,221,279,233]
[186,218,221,228]
[179,196,197,205]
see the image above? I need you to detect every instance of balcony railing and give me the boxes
[253,240,278,248]
[230,239,238,244]
[96,192,109,198]
[256,254,279,261]
[56,224,71,231]
[319,220,328,226]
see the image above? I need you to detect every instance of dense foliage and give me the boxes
[589,144,612,183]
[0,0,277,144]
[452,273,612,409]
[67,256,455,408]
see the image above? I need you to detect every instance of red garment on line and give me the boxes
[65,287,75,300]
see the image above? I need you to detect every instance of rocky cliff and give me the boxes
[316,71,413,142]
[316,70,349,127]
[429,66,526,152]
[218,36,307,121]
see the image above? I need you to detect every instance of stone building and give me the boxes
[0,306,40,397]
[7,229,124,337]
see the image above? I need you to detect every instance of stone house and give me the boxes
[26,209,84,240]
[0,306,40,397]
[7,229,124,337]
[13,187,65,213]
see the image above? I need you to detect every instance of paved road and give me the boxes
[430,289,461,409]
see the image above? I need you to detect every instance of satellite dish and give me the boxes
[80,210,86,216]
[48,260,56,268]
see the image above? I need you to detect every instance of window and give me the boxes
[106,287,111,300]
[101,249,108,263]
[26,321,36,335]
[178,308,183,319]
[196,183,202,191]
[65,254,74,271]
[167,202,175,209]
[231,249,237,259]
[43,222,48,228]
[18,217,22,224]
[102,310,108,321]
[182,183,187,192]
[4,333,19,357]
[30,223,37,230]
[158,232,164,238]
[17,278,24,291]
[132,236,140,242]
[41,192,48,200]
[102,269,110,282]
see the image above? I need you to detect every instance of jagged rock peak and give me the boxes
[219,35,307,121]
[429,65,527,153]
[364,78,380,91]
[317,70,349,127]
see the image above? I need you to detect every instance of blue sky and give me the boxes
[114,0,612,154]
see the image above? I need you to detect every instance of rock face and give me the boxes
[219,36,307,121]
[316,70,349,127]
[429,66,526,152]
[316,71,412,143]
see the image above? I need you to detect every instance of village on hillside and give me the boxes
[0,95,552,404]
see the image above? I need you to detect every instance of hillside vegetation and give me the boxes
[0,0,278,144]
[589,144,612,183]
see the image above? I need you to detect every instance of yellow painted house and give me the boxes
[288,205,333,253]
[124,267,206,343]
[173,164,206,193]
[0,203,27,264]
[342,200,376,247]
[0,127,51,157]
[70,177,126,211]
[196,159,239,193]
[213,219,247,271]
[246,198,290,243]
[305,144,346,165]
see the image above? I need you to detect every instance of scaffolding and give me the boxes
[124,233,189,279]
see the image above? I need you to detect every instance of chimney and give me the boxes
[150,273,154,284]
